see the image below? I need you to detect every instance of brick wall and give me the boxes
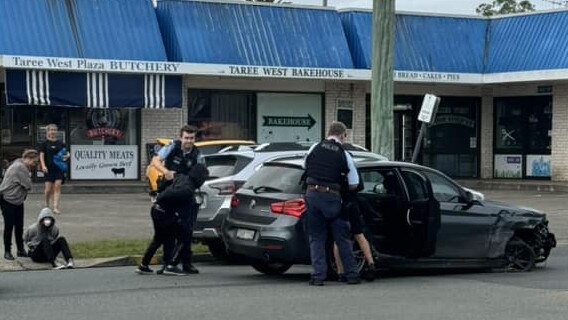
[140,108,184,178]
[324,82,367,146]
[480,91,494,179]
[552,84,568,181]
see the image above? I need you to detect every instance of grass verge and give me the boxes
[69,239,209,259]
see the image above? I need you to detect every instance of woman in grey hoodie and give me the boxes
[0,149,38,260]
[24,207,74,269]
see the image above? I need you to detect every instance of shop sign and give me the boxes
[85,110,125,139]
[494,154,522,179]
[431,115,475,128]
[526,155,551,177]
[227,65,347,79]
[257,93,322,143]
[262,114,316,130]
[71,145,138,180]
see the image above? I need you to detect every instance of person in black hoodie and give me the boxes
[135,163,208,275]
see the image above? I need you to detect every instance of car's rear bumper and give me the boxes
[193,208,229,241]
[223,216,310,264]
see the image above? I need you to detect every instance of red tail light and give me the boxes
[270,198,306,218]
[230,195,240,208]
[210,181,245,196]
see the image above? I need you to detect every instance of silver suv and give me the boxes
[194,142,387,260]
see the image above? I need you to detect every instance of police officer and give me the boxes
[304,121,360,286]
[151,125,204,275]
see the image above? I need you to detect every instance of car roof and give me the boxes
[196,140,255,147]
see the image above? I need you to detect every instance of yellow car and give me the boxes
[146,139,256,195]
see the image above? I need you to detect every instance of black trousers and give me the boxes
[141,205,176,266]
[0,197,25,253]
[29,237,73,264]
[171,203,199,266]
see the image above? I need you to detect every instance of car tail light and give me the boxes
[210,181,245,196]
[230,195,240,208]
[270,198,306,218]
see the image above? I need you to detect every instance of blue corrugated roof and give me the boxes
[0,0,167,61]
[487,11,568,73]
[68,0,167,61]
[340,11,487,73]
[0,0,78,57]
[156,0,353,68]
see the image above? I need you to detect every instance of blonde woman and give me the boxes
[39,124,69,215]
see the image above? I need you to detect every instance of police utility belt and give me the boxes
[307,184,340,195]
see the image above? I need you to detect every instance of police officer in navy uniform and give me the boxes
[151,125,205,275]
[304,121,361,286]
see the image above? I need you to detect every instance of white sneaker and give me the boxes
[66,259,75,269]
[53,263,66,270]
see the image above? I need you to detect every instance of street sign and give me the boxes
[418,94,440,124]
[262,114,316,130]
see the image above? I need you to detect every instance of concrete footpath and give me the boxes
[1,187,568,271]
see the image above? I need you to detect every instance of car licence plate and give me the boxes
[236,228,256,240]
[195,194,207,209]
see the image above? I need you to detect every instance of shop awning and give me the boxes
[0,0,167,61]
[156,1,354,68]
[5,70,182,109]
[340,11,486,73]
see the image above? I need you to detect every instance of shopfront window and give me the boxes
[188,90,256,141]
[422,97,480,178]
[494,96,552,179]
[68,109,139,180]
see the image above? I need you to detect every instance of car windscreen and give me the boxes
[242,164,305,194]
[205,155,252,179]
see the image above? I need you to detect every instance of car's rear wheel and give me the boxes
[206,241,234,262]
[251,261,292,275]
[505,237,536,272]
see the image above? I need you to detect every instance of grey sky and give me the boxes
[284,0,558,15]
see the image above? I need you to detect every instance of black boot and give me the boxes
[17,249,27,258]
[4,252,15,260]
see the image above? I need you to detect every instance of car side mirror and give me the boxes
[464,191,474,204]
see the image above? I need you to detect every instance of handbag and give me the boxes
[53,148,68,172]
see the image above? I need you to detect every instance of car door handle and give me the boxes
[406,208,412,227]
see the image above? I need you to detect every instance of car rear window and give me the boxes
[242,164,305,194]
[205,155,252,179]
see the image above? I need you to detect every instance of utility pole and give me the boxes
[371,0,395,159]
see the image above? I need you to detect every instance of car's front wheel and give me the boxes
[250,261,292,275]
[505,237,536,272]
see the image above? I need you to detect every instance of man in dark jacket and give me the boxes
[150,125,205,275]
[136,163,208,275]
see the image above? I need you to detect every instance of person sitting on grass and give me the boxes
[23,207,74,269]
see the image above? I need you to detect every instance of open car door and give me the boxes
[399,169,441,258]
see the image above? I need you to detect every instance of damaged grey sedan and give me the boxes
[224,159,557,275]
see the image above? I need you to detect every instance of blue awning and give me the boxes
[0,0,167,61]
[487,11,568,72]
[5,70,182,109]
[156,0,354,68]
[340,11,486,73]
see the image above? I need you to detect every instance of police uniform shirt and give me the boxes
[304,136,359,186]
[158,142,205,164]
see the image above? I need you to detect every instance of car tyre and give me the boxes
[250,261,292,275]
[206,241,234,263]
[505,237,536,272]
